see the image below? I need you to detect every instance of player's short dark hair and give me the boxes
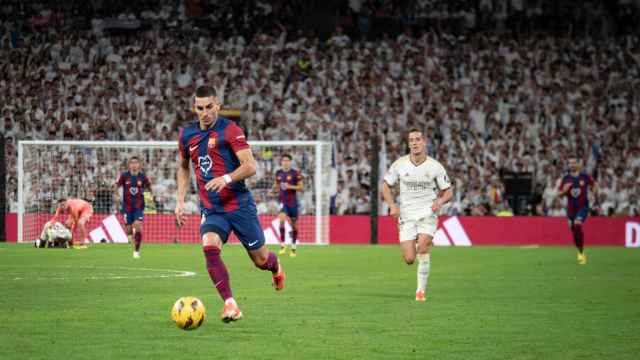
[195,85,217,98]
[57,198,66,204]
[407,128,423,137]
[129,156,139,162]
[281,154,292,161]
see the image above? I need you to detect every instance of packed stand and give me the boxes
[2,0,640,217]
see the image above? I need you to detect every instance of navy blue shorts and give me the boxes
[280,203,298,220]
[124,209,144,225]
[200,202,265,251]
[568,207,589,225]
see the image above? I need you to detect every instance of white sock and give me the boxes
[224,298,237,306]
[416,253,431,293]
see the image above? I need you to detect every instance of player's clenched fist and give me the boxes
[175,202,186,228]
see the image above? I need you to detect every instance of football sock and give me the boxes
[203,245,233,301]
[416,253,431,293]
[571,224,584,253]
[256,252,279,274]
[291,230,298,251]
[279,223,286,245]
[134,232,142,252]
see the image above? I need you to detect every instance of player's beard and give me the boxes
[200,113,216,128]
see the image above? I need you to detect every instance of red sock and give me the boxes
[256,252,279,274]
[291,230,298,244]
[203,246,233,301]
[279,224,285,244]
[134,232,142,251]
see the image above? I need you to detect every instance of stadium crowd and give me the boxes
[2,0,640,217]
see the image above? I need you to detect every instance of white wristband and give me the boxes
[223,174,232,184]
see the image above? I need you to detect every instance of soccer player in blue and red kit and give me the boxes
[113,156,152,259]
[273,154,303,256]
[557,156,597,265]
[175,85,285,323]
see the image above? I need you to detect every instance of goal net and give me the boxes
[17,140,332,245]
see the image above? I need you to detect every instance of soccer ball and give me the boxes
[171,297,206,330]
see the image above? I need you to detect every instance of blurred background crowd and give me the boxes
[2,0,640,217]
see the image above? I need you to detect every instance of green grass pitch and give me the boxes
[0,243,638,359]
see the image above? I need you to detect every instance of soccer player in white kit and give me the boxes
[382,128,454,301]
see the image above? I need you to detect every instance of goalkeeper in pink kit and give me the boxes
[49,198,93,249]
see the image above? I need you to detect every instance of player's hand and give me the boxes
[205,177,228,193]
[389,205,400,218]
[175,202,186,228]
[562,183,572,193]
[431,199,443,213]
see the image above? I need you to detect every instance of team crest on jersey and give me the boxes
[571,188,581,198]
[208,137,216,148]
[198,155,212,175]
[129,187,139,195]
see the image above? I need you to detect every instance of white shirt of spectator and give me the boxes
[384,155,451,221]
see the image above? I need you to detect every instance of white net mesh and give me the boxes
[18,141,332,245]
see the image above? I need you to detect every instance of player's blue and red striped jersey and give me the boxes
[275,169,302,207]
[178,117,252,214]
[116,171,151,212]
[558,172,595,215]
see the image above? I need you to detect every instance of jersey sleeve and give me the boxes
[296,170,303,182]
[226,122,250,153]
[274,170,281,184]
[383,161,399,186]
[50,206,63,222]
[435,164,452,190]
[116,173,124,186]
[143,174,152,190]
[557,177,567,191]
[178,128,189,161]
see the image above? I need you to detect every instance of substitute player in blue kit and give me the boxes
[175,85,285,323]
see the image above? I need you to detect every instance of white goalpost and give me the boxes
[17,140,332,246]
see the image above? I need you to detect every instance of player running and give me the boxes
[175,85,285,323]
[556,156,597,265]
[382,128,453,302]
[113,156,153,259]
[272,154,303,256]
[49,198,94,249]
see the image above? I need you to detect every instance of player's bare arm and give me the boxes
[381,181,399,218]
[205,148,257,193]
[432,187,454,213]
[287,179,303,191]
[175,153,190,227]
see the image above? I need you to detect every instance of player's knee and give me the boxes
[404,254,415,265]
[202,233,223,248]
[251,251,269,268]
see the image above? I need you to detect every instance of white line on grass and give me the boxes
[0,265,197,281]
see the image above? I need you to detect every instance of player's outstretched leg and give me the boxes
[202,234,242,322]
[132,221,142,259]
[415,234,433,301]
[572,222,586,265]
[290,225,298,257]
[251,246,285,291]
[278,216,288,255]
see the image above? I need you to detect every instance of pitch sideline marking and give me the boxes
[0,265,197,281]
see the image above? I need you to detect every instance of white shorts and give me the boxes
[399,217,437,242]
